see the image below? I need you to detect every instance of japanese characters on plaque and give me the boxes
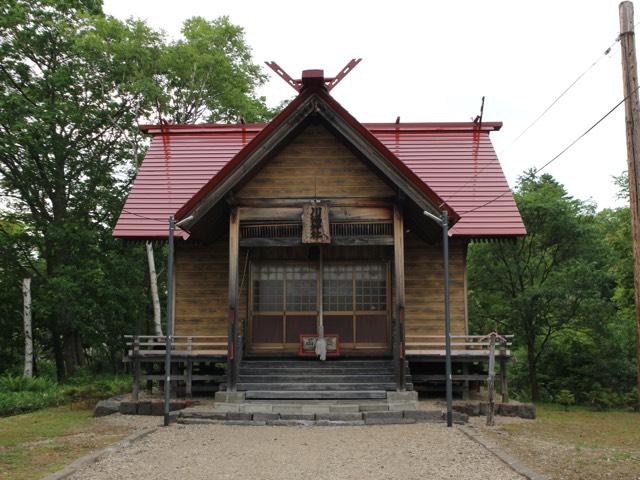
[302,204,331,244]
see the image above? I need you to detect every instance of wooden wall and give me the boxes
[173,234,468,341]
[174,240,249,337]
[404,232,468,337]
[236,123,395,200]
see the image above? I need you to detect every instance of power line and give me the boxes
[499,35,621,156]
[441,35,623,209]
[441,31,626,211]
[459,86,636,216]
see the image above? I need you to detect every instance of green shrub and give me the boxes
[0,382,64,416]
[621,389,640,412]
[62,375,131,402]
[555,389,576,411]
[0,373,131,417]
[0,374,58,393]
[588,388,617,411]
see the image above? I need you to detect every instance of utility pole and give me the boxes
[619,1,640,405]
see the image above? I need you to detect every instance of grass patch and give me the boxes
[481,403,640,480]
[501,404,640,451]
[0,405,132,480]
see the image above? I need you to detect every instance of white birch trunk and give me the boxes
[146,241,163,336]
[23,278,33,377]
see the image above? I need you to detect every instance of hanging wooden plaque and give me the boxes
[302,204,331,244]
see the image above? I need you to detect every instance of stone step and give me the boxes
[237,375,400,383]
[177,409,461,426]
[244,390,388,400]
[238,368,393,378]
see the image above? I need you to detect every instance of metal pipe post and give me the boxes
[442,210,453,427]
[163,216,176,427]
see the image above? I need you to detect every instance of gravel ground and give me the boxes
[69,422,523,480]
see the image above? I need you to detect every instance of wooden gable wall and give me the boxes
[235,123,395,200]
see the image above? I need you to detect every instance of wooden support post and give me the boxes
[132,336,140,401]
[145,363,153,394]
[393,204,406,391]
[227,208,240,391]
[186,336,193,399]
[462,363,470,401]
[619,1,640,408]
[486,334,496,426]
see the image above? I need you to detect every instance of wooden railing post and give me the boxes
[486,333,496,426]
[132,336,140,401]
[186,336,193,399]
[499,339,509,403]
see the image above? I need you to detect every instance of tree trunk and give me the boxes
[146,242,163,336]
[62,330,85,377]
[51,322,66,381]
[23,278,33,377]
[526,337,539,401]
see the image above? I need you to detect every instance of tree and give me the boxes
[0,1,271,379]
[156,16,272,124]
[468,170,612,401]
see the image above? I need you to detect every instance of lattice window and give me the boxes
[331,222,392,237]
[323,265,353,311]
[241,223,302,239]
[252,265,285,312]
[286,265,317,312]
[354,264,387,311]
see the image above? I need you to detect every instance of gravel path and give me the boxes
[69,423,523,480]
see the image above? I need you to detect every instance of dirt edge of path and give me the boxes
[41,426,158,480]
[458,425,548,480]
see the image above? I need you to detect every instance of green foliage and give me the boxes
[587,387,617,411]
[0,390,65,417]
[0,373,130,416]
[555,389,575,411]
[0,0,271,379]
[0,374,64,416]
[0,374,57,393]
[469,170,614,401]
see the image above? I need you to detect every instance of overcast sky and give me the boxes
[104,0,632,210]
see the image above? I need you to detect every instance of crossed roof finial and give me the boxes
[265,58,362,93]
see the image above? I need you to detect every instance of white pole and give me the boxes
[23,278,33,377]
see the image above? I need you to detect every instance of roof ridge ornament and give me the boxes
[265,59,362,92]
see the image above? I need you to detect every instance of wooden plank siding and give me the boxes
[404,232,468,337]
[235,123,395,200]
[173,235,468,344]
[174,241,249,339]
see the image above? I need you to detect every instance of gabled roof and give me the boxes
[113,75,525,240]
[172,80,457,230]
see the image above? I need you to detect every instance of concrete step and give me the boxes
[236,382,398,391]
[244,390,388,400]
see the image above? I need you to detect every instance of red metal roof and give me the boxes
[114,120,525,240]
